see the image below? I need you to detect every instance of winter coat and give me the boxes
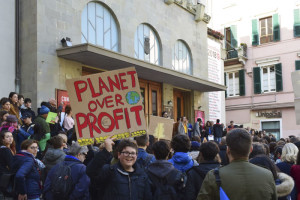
[277,161,297,200]
[212,123,223,138]
[198,160,277,200]
[169,152,198,172]
[218,145,229,166]
[11,151,41,199]
[0,146,13,176]
[147,160,185,199]
[276,172,294,199]
[43,148,66,173]
[16,127,33,152]
[86,148,152,200]
[33,115,50,134]
[43,155,90,200]
[291,165,300,200]
[137,148,155,168]
[193,121,203,138]
[185,160,220,200]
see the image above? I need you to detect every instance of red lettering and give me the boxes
[88,101,97,112]
[96,99,106,109]
[118,73,128,90]
[127,71,136,88]
[105,96,114,108]
[108,75,120,92]
[99,77,110,94]
[74,80,87,102]
[87,113,101,137]
[76,113,87,137]
[124,108,131,129]
[87,78,100,98]
[113,108,123,129]
[130,105,143,126]
[115,94,124,106]
[98,112,115,132]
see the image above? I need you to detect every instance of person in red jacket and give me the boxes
[291,150,300,200]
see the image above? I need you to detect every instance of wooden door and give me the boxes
[173,90,184,121]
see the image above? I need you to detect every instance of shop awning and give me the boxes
[56,43,226,92]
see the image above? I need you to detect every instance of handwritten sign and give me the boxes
[65,67,146,146]
[46,112,57,124]
[148,115,173,141]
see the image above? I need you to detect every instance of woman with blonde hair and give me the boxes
[276,143,298,200]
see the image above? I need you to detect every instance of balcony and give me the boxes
[223,44,247,66]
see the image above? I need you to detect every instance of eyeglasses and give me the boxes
[82,153,87,157]
[121,151,137,157]
[29,146,38,150]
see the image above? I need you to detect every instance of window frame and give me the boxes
[226,71,240,97]
[260,65,276,93]
[172,40,193,75]
[259,16,273,44]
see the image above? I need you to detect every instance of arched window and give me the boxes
[172,40,192,75]
[81,2,119,52]
[134,24,161,65]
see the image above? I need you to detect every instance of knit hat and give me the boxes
[39,105,50,115]
[191,141,201,151]
[68,141,88,156]
[6,115,18,123]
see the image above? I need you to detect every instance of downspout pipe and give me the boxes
[15,0,20,93]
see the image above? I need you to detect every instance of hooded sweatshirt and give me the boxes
[168,152,198,172]
[43,148,65,173]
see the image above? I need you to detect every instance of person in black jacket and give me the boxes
[213,119,223,144]
[185,141,220,200]
[86,138,152,200]
[147,140,185,200]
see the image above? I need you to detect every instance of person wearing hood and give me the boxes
[168,134,198,172]
[86,138,152,200]
[186,141,221,200]
[213,119,223,144]
[43,141,90,200]
[147,140,186,200]
[250,154,294,200]
[43,136,66,175]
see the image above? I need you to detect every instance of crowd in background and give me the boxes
[0,92,300,200]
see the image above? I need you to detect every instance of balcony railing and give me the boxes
[224,44,248,65]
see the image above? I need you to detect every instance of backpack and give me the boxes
[214,167,230,200]
[136,154,154,169]
[148,169,186,200]
[50,162,78,199]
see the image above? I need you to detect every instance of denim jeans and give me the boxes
[215,137,222,144]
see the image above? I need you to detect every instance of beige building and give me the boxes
[17,0,225,125]
[0,0,16,97]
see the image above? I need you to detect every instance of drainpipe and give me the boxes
[15,0,20,93]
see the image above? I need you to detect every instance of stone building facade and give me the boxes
[16,0,225,126]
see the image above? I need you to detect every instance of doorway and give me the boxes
[173,89,191,122]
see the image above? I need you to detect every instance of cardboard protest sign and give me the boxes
[66,67,146,146]
[148,115,174,141]
[46,112,57,124]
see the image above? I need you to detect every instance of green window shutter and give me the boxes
[296,60,300,70]
[230,25,237,48]
[253,67,261,94]
[239,69,245,96]
[294,9,300,37]
[252,19,259,46]
[224,73,227,98]
[273,14,280,41]
[275,63,283,92]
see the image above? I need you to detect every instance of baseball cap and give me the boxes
[21,112,32,119]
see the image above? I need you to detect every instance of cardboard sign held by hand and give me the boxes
[46,112,57,124]
[148,116,174,141]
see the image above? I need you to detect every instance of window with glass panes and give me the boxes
[261,66,276,92]
[260,16,273,44]
[227,72,239,96]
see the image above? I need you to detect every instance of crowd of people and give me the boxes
[0,92,300,200]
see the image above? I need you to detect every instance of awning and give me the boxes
[56,43,226,92]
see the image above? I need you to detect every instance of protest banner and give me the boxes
[65,67,146,146]
[148,115,173,141]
